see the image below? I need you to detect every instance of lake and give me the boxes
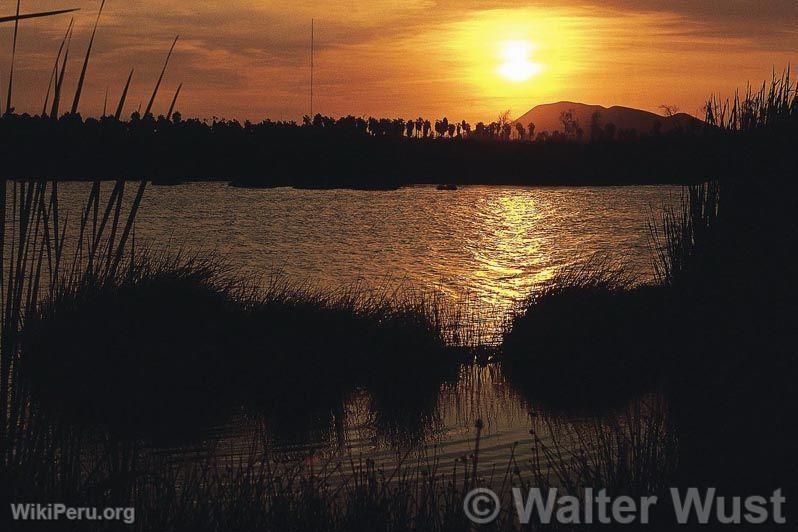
[59,183,679,334]
[53,182,681,471]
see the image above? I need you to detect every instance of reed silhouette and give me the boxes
[654,72,798,519]
[500,70,798,526]
[21,245,473,439]
[2,1,797,529]
[502,260,670,409]
[2,396,679,532]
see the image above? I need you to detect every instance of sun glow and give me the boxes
[431,7,595,118]
[497,40,542,82]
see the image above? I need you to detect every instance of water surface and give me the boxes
[54,182,680,467]
[123,184,676,330]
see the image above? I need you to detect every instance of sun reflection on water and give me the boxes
[466,190,556,307]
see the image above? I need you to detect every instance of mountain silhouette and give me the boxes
[514,101,703,139]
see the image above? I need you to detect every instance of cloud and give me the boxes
[2,0,796,121]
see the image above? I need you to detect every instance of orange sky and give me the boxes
[3,1,797,123]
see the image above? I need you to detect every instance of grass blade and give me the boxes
[114,69,134,120]
[145,35,179,116]
[50,24,74,118]
[42,19,73,117]
[167,83,182,120]
[0,8,79,24]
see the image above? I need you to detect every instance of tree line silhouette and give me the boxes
[303,108,680,143]
[0,109,724,189]
[0,0,759,191]
[0,0,715,190]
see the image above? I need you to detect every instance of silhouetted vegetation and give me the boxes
[653,72,798,512]
[2,1,798,528]
[502,261,669,409]
[500,69,798,523]
[0,110,715,189]
[20,245,472,440]
[0,0,710,191]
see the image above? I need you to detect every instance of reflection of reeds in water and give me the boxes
[4,394,675,531]
[527,395,676,497]
[643,71,798,512]
[2,2,792,525]
[21,252,479,435]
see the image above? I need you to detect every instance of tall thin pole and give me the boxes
[310,18,314,118]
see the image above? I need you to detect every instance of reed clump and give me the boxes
[20,252,244,433]
[648,70,798,504]
[501,260,669,409]
[19,252,469,437]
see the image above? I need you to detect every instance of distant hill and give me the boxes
[513,101,703,140]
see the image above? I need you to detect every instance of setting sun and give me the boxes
[497,40,542,82]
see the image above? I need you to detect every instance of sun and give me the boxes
[497,40,542,82]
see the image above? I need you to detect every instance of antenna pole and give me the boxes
[310,18,314,118]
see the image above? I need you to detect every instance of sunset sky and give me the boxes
[3,1,797,123]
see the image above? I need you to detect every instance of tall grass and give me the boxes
[3,4,792,529]
[501,259,668,408]
[0,180,146,457]
[704,69,797,133]
[650,181,719,287]
[649,69,798,508]
[17,253,479,441]
[2,0,179,467]
[653,70,796,287]
[528,396,676,500]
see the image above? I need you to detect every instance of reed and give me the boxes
[2,0,180,465]
[70,0,107,115]
[528,396,676,499]
[4,0,22,115]
[0,8,79,25]
[704,68,797,132]
[19,256,475,439]
[650,181,720,287]
[648,69,798,505]
[501,259,668,408]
